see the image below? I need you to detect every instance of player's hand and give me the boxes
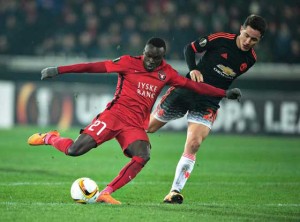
[189,70,203,82]
[41,67,59,80]
[226,88,242,102]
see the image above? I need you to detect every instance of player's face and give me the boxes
[143,44,165,72]
[238,25,262,51]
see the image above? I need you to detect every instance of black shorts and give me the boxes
[152,87,219,129]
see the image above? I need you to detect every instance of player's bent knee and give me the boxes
[67,134,97,156]
[67,144,84,156]
[188,136,204,148]
[189,140,201,149]
[67,144,95,156]
[132,155,150,167]
[126,140,151,163]
[132,148,151,163]
[140,152,151,163]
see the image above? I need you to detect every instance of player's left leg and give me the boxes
[164,109,217,204]
[28,130,97,156]
[28,130,60,146]
[164,123,210,204]
[28,110,120,156]
[172,123,210,189]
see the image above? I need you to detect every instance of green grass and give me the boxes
[0,126,300,221]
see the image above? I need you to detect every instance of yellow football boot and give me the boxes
[27,130,60,146]
[163,190,184,204]
[96,192,121,205]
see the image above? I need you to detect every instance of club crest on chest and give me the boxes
[158,71,166,81]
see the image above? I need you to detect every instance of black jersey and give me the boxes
[173,32,257,109]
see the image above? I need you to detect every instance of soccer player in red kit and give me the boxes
[28,37,241,204]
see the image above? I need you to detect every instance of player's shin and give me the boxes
[47,135,73,155]
[105,156,147,193]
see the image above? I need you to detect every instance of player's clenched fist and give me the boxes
[226,88,242,102]
[41,67,58,80]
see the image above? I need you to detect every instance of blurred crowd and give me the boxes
[0,0,299,63]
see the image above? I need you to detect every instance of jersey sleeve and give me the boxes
[167,67,225,97]
[189,36,209,53]
[184,34,215,71]
[58,61,108,74]
[104,56,131,73]
[57,55,131,74]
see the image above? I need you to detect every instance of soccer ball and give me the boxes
[70,177,99,204]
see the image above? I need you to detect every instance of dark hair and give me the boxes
[146,37,166,51]
[243,14,267,38]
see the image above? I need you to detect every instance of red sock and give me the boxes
[107,156,146,193]
[48,135,73,155]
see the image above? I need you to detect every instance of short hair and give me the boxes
[146,37,166,51]
[243,14,267,38]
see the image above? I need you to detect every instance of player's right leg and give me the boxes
[96,192,121,205]
[147,114,167,133]
[97,126,151,204]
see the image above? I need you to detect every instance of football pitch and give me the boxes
[0,127,299,221]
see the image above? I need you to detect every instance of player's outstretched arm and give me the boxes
[40,61,108,80]
[41,67,58,80]
[226,88,242,102]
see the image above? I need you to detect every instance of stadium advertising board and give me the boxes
[213,92,300,134]
[0,81,15,128]
[14,82,300,135]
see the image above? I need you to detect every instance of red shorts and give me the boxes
[81,110,149,152]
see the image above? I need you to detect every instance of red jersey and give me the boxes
[58,55,225,128]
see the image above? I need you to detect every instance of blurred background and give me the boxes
[0,0,299,61]
[0,0,299,135]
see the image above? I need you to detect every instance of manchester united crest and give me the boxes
[240,63,247,72]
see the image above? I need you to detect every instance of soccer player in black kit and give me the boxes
[147,15,267,204]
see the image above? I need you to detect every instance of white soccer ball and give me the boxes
[70,177,99,204]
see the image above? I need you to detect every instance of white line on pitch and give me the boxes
[1,181,300,186]
[0,202,299,207]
